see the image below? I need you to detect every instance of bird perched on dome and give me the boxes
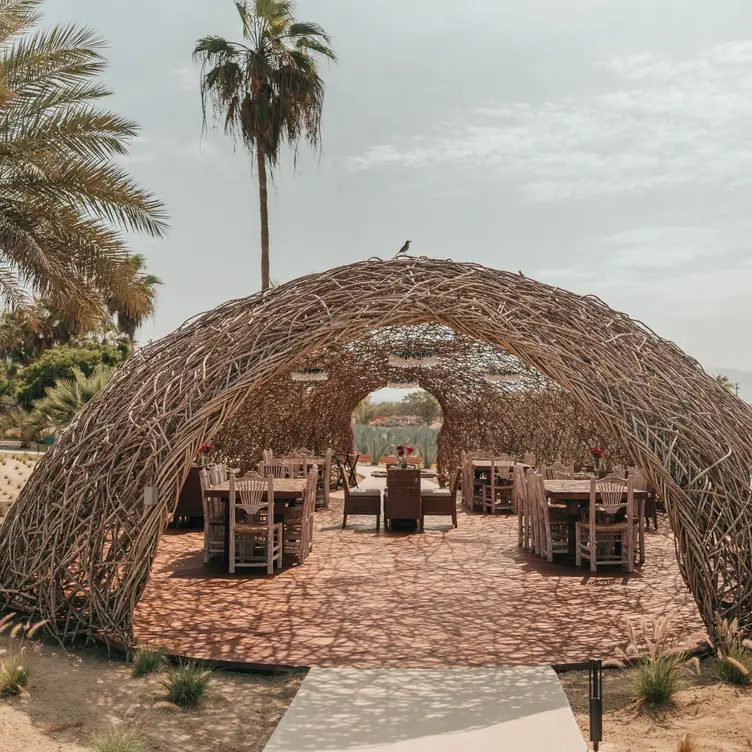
[397,240,411,255]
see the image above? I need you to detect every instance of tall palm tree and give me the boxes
[108,254,162,357]
[714,374,736,393]
[0,0,168,326]
[194,0,335,290]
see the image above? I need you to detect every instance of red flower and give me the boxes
[199,443,214,454]
[588,446,605,458]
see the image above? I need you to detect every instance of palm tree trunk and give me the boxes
[128,333,135,358]
[257,143,270,291]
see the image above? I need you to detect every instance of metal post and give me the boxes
[589,658,603,751]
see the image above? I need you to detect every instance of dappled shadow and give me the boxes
[134,493,702,668]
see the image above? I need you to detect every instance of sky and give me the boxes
[44,0,752,376]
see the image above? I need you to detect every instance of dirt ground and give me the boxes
[0,639,304,752]
[0,452,37,518]
[560,661,752,751]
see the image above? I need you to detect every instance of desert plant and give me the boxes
[676,734,695,752]
[0,614,45,696]
[161,661,211,709]
[91,726,148,752]
[711,613,752,686]
[620,616,698,705]
[630,652,687,704]
[131,646,165,677]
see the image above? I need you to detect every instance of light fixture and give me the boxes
[387,377,420,389]
[388,350,438,368]
[291,368,329,382]
[483,369,521,384]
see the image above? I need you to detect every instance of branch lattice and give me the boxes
[0,256,750,645]
[213,324,629,477]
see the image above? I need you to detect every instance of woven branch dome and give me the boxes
[212,323,630,477]
[1,256,751,645]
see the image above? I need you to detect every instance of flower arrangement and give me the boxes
[396,444,415,469]
[198,442,214,466]
[588,446,605,468]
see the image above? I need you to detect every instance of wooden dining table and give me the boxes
[204,478,308,566]
[543,479,649,559]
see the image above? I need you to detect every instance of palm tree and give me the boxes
[0,0,168,326]
[194,0,335,291]
[714,374,736,393]
[108,255,162,357]
[31,364,114,436]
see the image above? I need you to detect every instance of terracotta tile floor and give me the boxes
[134,495,704,668]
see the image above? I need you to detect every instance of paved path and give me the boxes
[264,667,586,751]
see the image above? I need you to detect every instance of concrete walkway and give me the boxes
[263,667,586,751]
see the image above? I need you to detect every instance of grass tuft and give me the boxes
[161,661,211,709]
[676,733,696,752]
[131,646,165,678]
[91,726,148,752]
[0,643,32,696]
[711,612,752,686]
[629,653,686,705]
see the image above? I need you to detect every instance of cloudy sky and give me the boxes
[45,0,752,373]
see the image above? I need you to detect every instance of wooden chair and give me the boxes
[576,474,634,573]
[209,463,227,485]
[514,465,530,549]
[284,466,317,565]
[228,473,282,574]
[283,455,307,479]
[420,467,460,529]
[482,458,514,514]
[529,472,569,562]
[544,462,574,480]
[259,460,287,479]
[340,464,381,529]
[632,467,657,531]
[384,468,421,530]
[315,448,333,511]
[200,467,225,563]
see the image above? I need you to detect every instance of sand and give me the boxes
[0,639,303,751]
[560,663,752,751]
[0,452,38,519]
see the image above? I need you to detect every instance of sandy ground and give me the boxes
[0,639,304,752]
[561,662,752,751]
[0,452,38,518]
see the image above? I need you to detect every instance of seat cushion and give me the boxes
[350,488,381,497]
[235,522,282,535]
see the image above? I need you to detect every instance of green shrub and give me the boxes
[161,661,211,709]
[629,653,687,704]
[131,646,165,677]
[91,726,147,752]
[16,344,124,408]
